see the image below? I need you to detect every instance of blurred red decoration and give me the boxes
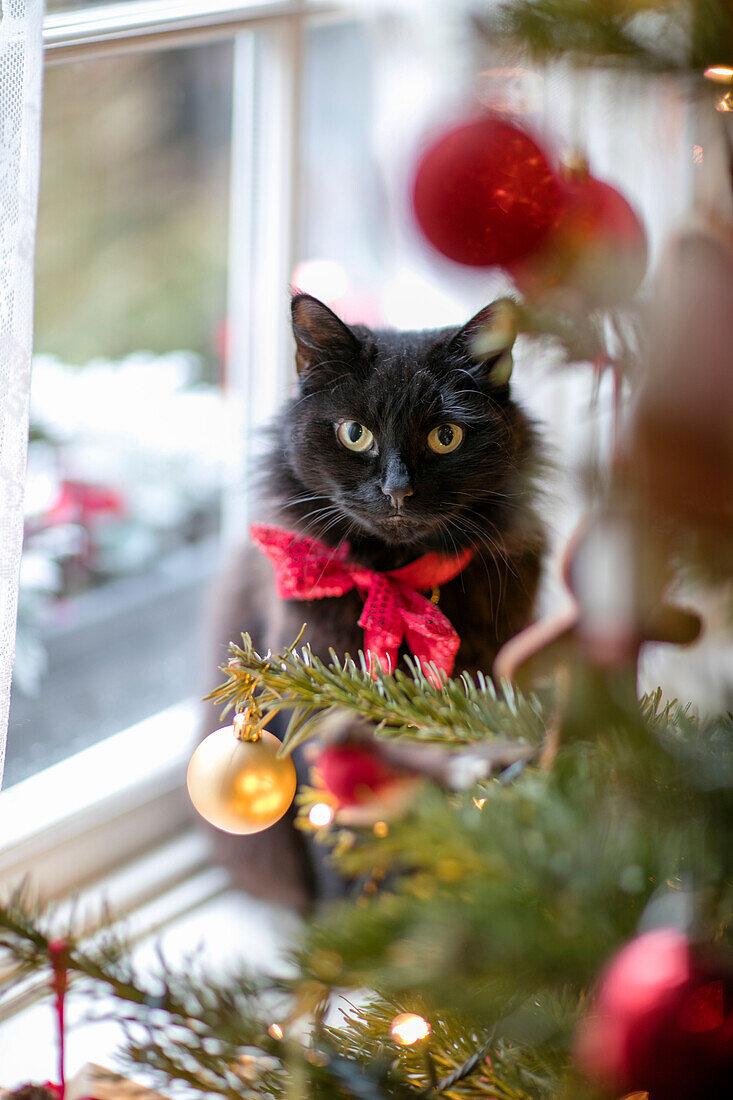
[45,480,126,529]
[318,743,401,807]
[411,113,562,267]
[576,928,733,1099]
[511,163,647,307]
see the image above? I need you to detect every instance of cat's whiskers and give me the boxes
[457,507,535,621]
[315,513,354,541]
[300,508,343,532]
[308,516,362,592]
[432,517,466,583]
[446,503,528,624]
[451,488,516,506]
[287,504,346,540]
[437,513,500,610]
[299,498,374,548]
[286,501,338,521]
[474,510,534,603]
[280,491,333,509]
[447,515,507,632]
[456,511,516,577]
[444,495,522,565]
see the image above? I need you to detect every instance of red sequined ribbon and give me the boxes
[48,940,68,1099]
[251,524,472,678]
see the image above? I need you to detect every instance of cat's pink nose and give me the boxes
[382,486,413,511]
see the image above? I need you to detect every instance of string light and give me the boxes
[703,65,733,83]
[268,1023,284,1040]
[390,1012,431,1046]
[373,820,389,838]
[472,796,487,810]
[308,802,334,827]
[715,92,733,112]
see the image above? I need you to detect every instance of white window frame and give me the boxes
[0,0,340,899]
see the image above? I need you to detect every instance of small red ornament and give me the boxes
[575,928,733,1099]
[317,744,401,807]
[511,162,647,307]
[411,113,563,268]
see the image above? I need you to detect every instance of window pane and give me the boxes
[298,14,488,333]
[5,41,234,788]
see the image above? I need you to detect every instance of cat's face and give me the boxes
[274,294,535,555]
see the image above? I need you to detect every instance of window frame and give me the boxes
[0,0,341,898]
[43,1,328,62]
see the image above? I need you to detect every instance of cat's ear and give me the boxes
[449,299,518,388]
[291,293,360,379]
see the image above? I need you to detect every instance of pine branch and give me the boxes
[478,0,733,74]
[295,705,733,1030]
[3,699,730,1099]
[0,885,287,1099]
[325,997,568,1100]
[2,887,523,1100]
[207,632,547,753]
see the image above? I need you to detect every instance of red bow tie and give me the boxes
[251,524,473,679]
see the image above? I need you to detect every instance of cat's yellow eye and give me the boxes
[337,420,375,452]
[427,424,464,454]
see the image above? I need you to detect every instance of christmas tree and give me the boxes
[2,2,732,1098]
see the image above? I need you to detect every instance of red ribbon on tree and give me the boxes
[250,524,472,679]
[48,939,68,1099]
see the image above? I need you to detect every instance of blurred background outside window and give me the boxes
[6,36,235,786]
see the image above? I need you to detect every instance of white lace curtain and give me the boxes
[0,0,44,788]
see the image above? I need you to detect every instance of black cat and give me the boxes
[201,293,546,910]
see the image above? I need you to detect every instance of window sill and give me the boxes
[0,700,199,900]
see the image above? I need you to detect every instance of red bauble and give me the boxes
[318,744,400,807]
[411,114,563,268]
[511,168,647,307]
[576,928,733,1099]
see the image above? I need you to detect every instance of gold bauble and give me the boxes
[187,720,297,835]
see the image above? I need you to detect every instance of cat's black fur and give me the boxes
[201,294,546,910]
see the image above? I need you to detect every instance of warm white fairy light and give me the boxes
[309,802,335,828]
[268,1023,284,1040]
[704,65,733,83]
[390,1012,431,1046]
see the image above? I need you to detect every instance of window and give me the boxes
[0,0,311,893]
